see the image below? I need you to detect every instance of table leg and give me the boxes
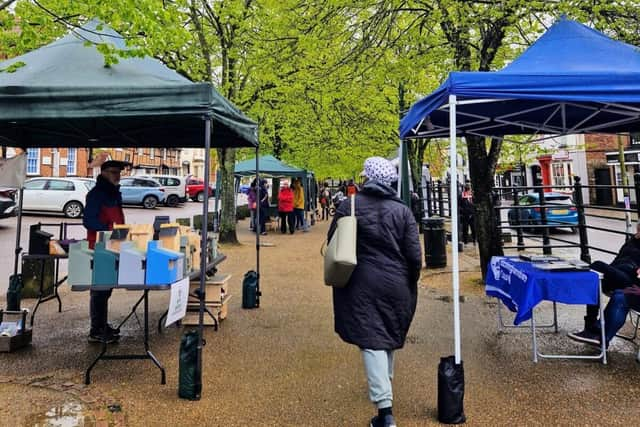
[599,281,607,365]
[531,312,538,363]
[116,294,145,331]
[144,290,166,384]
[85,340,108,385]
[30,259,47,326]
[553,301,558,333]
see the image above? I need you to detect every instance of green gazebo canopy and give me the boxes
[234,155,307,177]
[0,20,258,149]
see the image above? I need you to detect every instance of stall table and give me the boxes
[71,255,226,385]
[485,256,606,363]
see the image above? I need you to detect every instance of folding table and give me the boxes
[485,256,606,363]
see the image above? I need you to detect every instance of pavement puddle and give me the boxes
[23,402,96,427]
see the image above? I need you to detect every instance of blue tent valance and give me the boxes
[400,18,640,140]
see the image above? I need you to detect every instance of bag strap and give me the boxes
[350,194,356,217]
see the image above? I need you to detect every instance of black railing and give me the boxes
[413,173,640,262]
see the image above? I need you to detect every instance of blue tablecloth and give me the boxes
[485,256,600,325]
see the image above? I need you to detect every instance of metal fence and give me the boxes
[416,174,640,263]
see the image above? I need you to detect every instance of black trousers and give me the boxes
[460,213,475,243]
[585,260,636,328]
[90,289,112,334]
[279,211,295,234]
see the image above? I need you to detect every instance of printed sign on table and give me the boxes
[165,277,189,327]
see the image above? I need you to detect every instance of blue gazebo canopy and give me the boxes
[400,18,640,140]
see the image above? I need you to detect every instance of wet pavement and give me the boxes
[1,219,640,426]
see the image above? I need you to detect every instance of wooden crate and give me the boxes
[182,296,231,326]
[189,274,231,304]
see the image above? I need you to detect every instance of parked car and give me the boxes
[119,177,165,209]
[142,174,187,207]
[507,192,578,233]
[186,176,214,202]
[0,188,17,219]
[21,177,95,218]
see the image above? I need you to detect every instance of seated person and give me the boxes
[591,287,640,348]
[569,222,640,345]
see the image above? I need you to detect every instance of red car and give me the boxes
[186,176,215,202]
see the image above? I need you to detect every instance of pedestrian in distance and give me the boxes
[459,184,475,245]
[328,156,422,427]
[319,184,331,221]
[258,179,269,235]
[83,160,128,344]
[277,181,295,234]
[292,177,305,230]
[247,179,257,231]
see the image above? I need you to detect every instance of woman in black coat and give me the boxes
[328,157,422,427]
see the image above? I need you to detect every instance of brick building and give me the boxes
[8,147,182,178]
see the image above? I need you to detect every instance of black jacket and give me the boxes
[328,180,422,350]
[611,236,640,274]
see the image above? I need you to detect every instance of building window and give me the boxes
[150,148,155,159]
[631,133,640,145]
[67,148,77,175]
[124,154,131,163]
[163,148,167,161]
[26,149,40,175]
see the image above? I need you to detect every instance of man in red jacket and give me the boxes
[83,160,127,343]
[278,181,295,234]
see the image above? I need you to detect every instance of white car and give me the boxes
[143,174,187,207]
[21,177,95,218]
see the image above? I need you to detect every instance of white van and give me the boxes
[144,174,187,207]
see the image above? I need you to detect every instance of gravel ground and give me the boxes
[1,218,640,426]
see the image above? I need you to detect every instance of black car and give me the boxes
[0,188,17,219]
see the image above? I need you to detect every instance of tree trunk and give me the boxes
[466,135,503,279]
[217,147,239,244]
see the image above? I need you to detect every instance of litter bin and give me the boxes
[423,217,447,268]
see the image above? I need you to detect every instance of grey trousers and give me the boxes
[361,349,395,409]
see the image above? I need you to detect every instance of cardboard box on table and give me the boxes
[68,241,94,286]
[179,236,191,276]
[107,226,130,252]
[187,232,201,271]
[129,224,154,252]
[145,241,184,285]
[118,242,146,285]
[159,224,181,252]
[92,241,119,286]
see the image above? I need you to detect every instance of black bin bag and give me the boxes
[178,330,202,400]
[437,355,466,424]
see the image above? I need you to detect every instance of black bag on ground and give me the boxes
[178,330,202,400]
[6,274,22,311]
[437,355,466,424]
[242,270,260,309]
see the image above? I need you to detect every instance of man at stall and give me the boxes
[83,160,128,343]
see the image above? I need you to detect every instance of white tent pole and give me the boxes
[449,94,462,364]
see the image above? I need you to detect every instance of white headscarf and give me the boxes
[364,156,398,186]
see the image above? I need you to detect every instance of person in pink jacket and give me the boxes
[278,181,295,234]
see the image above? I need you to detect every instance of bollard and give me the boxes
[423,217,447,268]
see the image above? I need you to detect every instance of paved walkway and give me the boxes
[1,219,640,426]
